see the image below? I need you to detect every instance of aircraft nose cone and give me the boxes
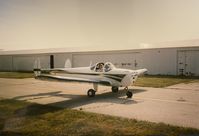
[143,68,148,74]
[136,68,148,76]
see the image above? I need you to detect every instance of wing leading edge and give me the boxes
[35,74,111,86]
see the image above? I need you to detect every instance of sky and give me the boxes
[0,0,199,51]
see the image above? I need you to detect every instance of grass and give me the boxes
[0,72,34,79]
[0,99,199,136]
[135,75,199,88]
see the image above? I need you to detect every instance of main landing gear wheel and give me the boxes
[87,89,96,97]
[126,91,133,98]
[112,86,119,93]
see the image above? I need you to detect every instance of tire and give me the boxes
[112,86,119,93]
[126,91,133,98]
[87,89,95,97]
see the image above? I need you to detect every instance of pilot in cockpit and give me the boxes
[96,63,104,72]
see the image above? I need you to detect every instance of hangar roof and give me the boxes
[0,39,199,55]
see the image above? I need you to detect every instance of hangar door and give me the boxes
[13,55,50,71]
[0,56,13,71]
[177,50,199,76]
[73,53,142,70]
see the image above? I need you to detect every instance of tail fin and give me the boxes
[64,59,72,68]
[33,58,41,77]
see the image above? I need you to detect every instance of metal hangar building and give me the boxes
[0,40,199,76]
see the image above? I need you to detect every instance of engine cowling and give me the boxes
[121,73,137,87]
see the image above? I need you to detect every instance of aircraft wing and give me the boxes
[35,74,111,86]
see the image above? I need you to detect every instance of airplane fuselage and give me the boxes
[34,61,147,98]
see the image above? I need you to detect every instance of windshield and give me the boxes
[90,65,95,70]
[104,62,113,72]
[90,62,114,72]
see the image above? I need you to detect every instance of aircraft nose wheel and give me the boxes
[126,91,133,98]
[87,89,96,97]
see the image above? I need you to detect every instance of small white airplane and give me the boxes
[33,59,147,98]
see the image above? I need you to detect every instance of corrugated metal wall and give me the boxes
[72,49,177,75]
[0,56,13,71]
[12,55,50,71]
[72,52,142,70]
[54,53,72,68]
[141,49,177,75]
[0,55,50,71]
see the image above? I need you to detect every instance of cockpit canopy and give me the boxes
[90,62,115,72]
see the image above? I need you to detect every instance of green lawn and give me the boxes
[135,75,199,88]
[0,99,199,136]
[0,72,34,79]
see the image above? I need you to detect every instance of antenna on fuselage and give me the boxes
[89,61,92,67]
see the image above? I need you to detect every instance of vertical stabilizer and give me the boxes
[64,59,72,68]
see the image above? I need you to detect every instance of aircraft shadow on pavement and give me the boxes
[12,88,146,109]
[13,91,62,100]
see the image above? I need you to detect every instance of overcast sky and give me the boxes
[0,0,199,50]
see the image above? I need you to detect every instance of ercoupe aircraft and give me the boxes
[34,59,147,98]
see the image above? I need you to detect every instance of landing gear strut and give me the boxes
[124,87,133,98]
[87,89,95,97]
